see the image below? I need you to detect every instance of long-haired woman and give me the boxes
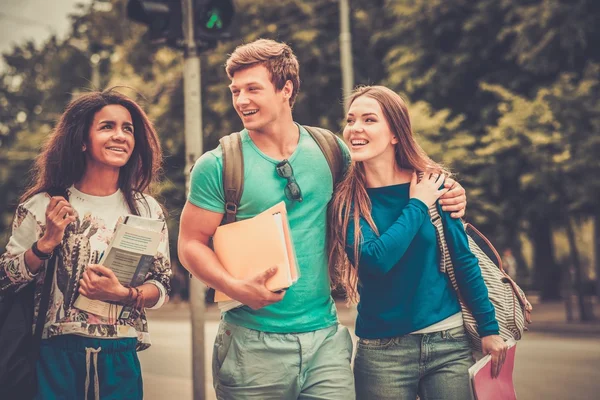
[329,86,506,400]
[0,88,171,399]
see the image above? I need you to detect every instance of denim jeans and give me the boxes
[212,320,355,400]
[354,325,474,400]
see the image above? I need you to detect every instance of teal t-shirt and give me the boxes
[188,124,350,333]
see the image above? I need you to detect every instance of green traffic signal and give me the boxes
[206,8,223,30]
[195,0,234,39]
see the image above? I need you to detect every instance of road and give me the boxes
[139,317,600,400]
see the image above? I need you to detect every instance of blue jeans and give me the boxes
[212,320,355,400]
[354,325,474,400]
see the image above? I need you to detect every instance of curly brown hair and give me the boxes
[21,87,162,215]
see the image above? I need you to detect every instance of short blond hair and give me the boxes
[225,39,300,107]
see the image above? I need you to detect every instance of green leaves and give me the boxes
[1,0,600,296]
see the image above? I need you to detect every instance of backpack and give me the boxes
[218,125,345,224]
[428,203,533,353]
[0,188,66,399]
[204,126,345,302]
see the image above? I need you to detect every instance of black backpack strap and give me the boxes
[304,125,344,186]
[219,132,244,224]
[30,251,57,361]
[30,187,68,361]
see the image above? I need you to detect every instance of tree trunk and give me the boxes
[530,217,561,300]
[564,216,595,321]
[595,211,600,299]
[510,236,529,284]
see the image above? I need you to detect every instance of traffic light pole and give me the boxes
[181,0,206,399]
[339,0,354,113]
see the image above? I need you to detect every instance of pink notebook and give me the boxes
[469,340,517,400]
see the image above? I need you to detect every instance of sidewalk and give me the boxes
[525,297,600,335]
[147,298,600,336]
[141,298,600,400]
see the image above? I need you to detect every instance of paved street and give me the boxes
[139,307,600,400]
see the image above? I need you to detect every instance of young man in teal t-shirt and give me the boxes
[178,39,467,399]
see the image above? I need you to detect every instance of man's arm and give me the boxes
[440,178,467,218]
[178,201,284,310]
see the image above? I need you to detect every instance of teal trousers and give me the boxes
[35,335,142,400]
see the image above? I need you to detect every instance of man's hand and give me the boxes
[230,266,286,310]
[439,178,467,218]
[481,335,508,378]
[79,264,128,302]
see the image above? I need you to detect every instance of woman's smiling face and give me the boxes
[84,104,135,172]
[343,95,398,162]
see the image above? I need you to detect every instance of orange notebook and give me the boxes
[469,339,517,400]
[212,201,298,302]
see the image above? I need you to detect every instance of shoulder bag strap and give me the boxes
[428,200,467,304]
[418,172,457,284]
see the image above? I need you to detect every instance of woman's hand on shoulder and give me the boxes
[481,334,508,378]
[79,264,129,302]
[409,171,449,207]
[37,196,77,253]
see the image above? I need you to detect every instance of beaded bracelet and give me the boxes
[134,287,145,311]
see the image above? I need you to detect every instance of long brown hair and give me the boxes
[21,87,162,215]
[328,85,448,303]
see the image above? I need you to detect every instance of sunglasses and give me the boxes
[276,159,303,202]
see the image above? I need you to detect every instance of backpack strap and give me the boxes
[303,126,344,187]
[417,172,450,275]
[30,251,58,361]
[31,188,68,362]
[218,127,342,225]
[428,198,453,276]
[219,132,244,224]
[205,133,243,302]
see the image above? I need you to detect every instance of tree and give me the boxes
[481,72,600,317]
[366,0,600,299]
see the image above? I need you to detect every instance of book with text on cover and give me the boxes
[469,339,518,400]
[74,215,165,319]
[212,201,299,311]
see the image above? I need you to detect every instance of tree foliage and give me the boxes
[1,0,599,304]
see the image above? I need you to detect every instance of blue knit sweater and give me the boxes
[346,183,499,339]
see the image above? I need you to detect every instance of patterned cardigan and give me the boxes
[0,187,171,351]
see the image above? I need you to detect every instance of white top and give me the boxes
[410,311,463,334]
[0,186,171,350]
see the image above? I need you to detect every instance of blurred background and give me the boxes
[1,0,599,399]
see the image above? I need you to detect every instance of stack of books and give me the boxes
[74,215,165,319]
[212,201,299,311]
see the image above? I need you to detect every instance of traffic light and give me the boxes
[194,0,235,42]
[126,0,183,45]
[126,0,235,50]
